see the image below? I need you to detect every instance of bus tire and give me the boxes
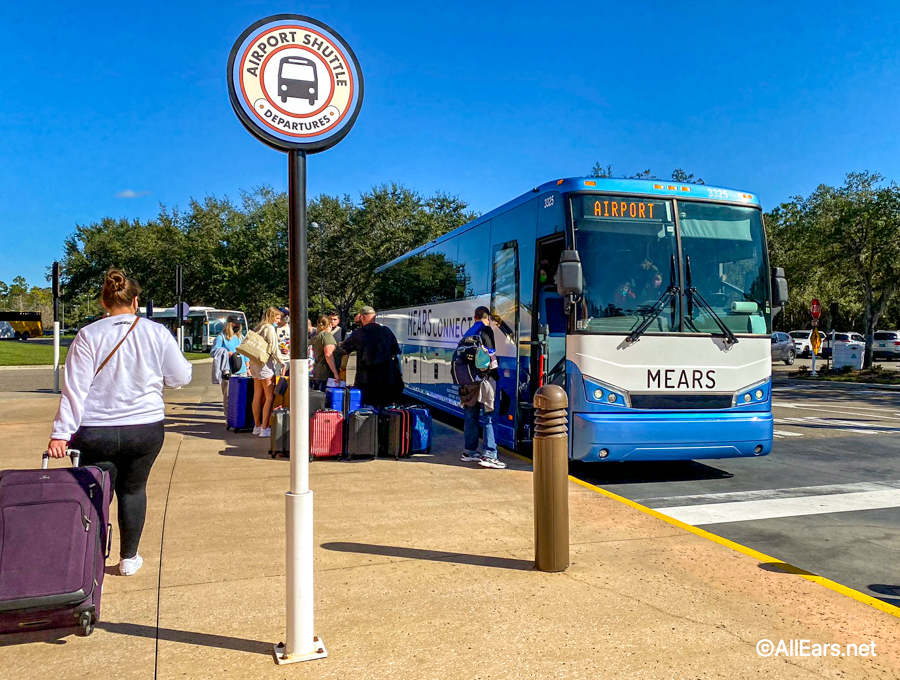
[21,332,29,341]
[13,332,21,341]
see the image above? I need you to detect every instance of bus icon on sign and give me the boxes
[278,56,318,105]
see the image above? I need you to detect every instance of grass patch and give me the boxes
[0,341,68,366]
[789,364,900,385]
[0,341,210,366]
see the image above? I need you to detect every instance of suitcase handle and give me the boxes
[42,449,81,469]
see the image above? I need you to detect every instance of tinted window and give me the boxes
[456,221,491,297]
[875,332,898,340]
[789,331,808,339]
[374,249,466,309]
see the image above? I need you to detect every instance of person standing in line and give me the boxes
[47,269,193,576]
[459,306,507,469]
[248,307,283,438]
[310,315,340,390]
[339,305,402,407]
[210,316,248,420]
[275,306,291,376]
[328,309,343,341]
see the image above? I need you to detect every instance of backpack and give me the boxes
[451,334,491,386]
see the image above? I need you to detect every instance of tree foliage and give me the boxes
[589,163,705,184]
[59,184,476,330]
[766,172,900,367]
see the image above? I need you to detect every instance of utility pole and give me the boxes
[52,262,60,393]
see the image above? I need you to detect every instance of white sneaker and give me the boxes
[119,554,143,576]
[461,452,482,462]
[252,426,261,435]
[479,457,507,469]
[259,427,272,437]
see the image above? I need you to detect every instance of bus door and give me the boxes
[534,237,567,389]
[491,241,520,448]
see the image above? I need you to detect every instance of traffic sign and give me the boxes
[811,318,819,327]
[175,302,189,322]
[228,15,364,153]
[811,330,822,355]
[811,299,821,319]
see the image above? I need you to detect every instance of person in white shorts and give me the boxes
[248,307,284,437]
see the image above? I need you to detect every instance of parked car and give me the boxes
[788,330,824,358]
[874,330,900,360]
[771,332,796,365]
[822,332,865,358]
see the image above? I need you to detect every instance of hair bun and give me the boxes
[105,269,127,292]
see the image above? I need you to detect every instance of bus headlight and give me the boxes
[743,394,752,403]
[755,389,764,400]
[607,393,617,403]
[594,390,603,400]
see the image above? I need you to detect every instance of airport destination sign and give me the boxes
[228,15,363,152]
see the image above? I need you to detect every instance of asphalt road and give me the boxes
[573,375,900,610]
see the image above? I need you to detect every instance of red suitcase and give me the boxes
[310,410,343,461]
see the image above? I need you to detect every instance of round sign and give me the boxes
[811,299,821,319]
[228,15,364,153]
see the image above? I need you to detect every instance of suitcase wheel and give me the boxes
[79,611,95,636]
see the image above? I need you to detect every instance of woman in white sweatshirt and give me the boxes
[47,269,192,576]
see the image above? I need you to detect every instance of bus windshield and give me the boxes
[572,195,770,335]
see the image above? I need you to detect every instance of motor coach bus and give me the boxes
[138,307,247,352]
[374,177,788,462]
[0,311,43,340]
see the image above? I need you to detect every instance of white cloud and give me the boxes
[115,189,150,199]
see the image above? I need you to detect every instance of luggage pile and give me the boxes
[269,385,432,462]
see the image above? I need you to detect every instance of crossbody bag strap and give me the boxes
[95,317,140,376]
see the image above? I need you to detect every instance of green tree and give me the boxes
[767,172,900,367]
[589,163,705,184]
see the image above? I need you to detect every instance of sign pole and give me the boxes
[278,148,323,663]
[52,262,60,394]
[810,299,821,376]
[175,265,184,352]
[227,13,363,665]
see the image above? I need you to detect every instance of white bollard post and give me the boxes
[273,358,326,664]
[53,321,60,394]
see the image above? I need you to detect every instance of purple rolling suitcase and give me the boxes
[0,451,112,636]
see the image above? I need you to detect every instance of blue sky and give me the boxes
[3,1,900,286]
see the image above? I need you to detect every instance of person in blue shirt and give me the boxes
[210,316,248,419]
[458,306,506,469]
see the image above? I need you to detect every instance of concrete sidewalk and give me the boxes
[1,384,898,679]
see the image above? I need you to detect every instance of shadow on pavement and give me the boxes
[867,584,900,609]
[99,621,272,655]
[758,562,816,576]
[321,541,534,571]
[571,460,734,485]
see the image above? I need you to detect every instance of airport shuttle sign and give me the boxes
[228,15,363,152]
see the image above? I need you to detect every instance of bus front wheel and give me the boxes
[13,332,21,341]
[21,332,29,341]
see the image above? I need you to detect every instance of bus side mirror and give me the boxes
[557,250,583,297]
[771,267,788,306]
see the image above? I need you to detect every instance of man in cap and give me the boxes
[340,305,403,407]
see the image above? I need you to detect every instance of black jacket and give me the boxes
[340,322,401,386]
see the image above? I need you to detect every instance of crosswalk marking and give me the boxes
[643,480,900,507]
[773,429,803,437]
[660,489,900,526]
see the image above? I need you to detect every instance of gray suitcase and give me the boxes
[269,408,290,458]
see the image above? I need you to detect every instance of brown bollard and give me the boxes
[532,384,569,572]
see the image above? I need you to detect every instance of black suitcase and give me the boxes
[345,408,378,459]
[378,407,411,459]
[309,389,327,416]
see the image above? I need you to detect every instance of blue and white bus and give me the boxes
[374,177,788,462]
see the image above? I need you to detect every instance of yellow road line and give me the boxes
[505,448,900,619]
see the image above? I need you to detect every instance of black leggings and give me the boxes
[71,421,165,560]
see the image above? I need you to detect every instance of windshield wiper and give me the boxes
[626,255,679,344]
[685,256,738,346]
